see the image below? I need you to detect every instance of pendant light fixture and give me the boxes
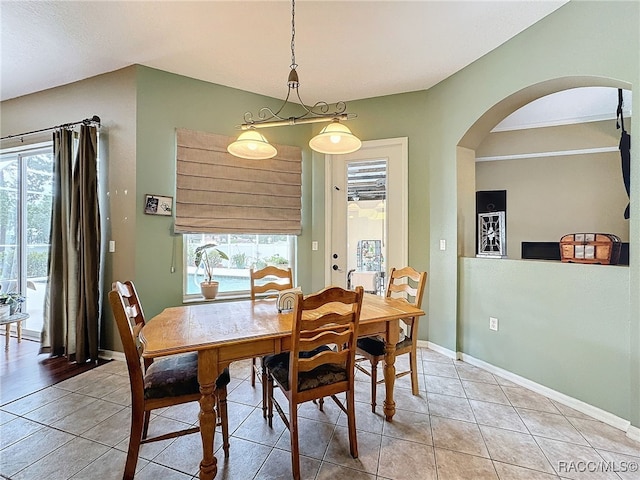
[227,0,361,159]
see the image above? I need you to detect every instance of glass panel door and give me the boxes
[328,139,408,291]
[346,160,387,294]
[0,144,53,339]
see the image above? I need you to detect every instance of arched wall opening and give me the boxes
[457,76,632,260]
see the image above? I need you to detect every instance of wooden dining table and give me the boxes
[140,293,424,480]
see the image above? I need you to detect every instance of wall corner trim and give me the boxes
[419,340,457,360]
[99,349,126,362]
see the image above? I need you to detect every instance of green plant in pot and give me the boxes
[194,244,229,299]
[0,292,25,317]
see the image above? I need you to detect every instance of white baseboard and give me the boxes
[417,341,638,440]
[628,425,640,442]
[99,349,125,362]
[458,352,635,438]
[417,340,457,359]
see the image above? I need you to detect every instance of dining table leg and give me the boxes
[382,319,399,421]
[198,349,219,480]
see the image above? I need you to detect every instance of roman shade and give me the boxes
[175,128,302,235]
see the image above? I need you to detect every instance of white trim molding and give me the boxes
[99,349,126,362]
[458,352,635,438]
[476,146,619,162]
[418,341,638,440]
[418,340,457,360]
[628,425,640,443]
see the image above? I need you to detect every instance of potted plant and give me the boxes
[194,243,229,299]
[0,292,25,316]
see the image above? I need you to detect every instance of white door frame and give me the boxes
[324,137,409,286]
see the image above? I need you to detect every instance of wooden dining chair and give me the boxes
[249,265,293,415]
[265,286,364,480]
[355,266,427,412]
[108,281,230,480]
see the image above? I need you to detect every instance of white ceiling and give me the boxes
[0,0,568,104]
[494,87,633,132]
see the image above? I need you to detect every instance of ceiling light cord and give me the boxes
[290,0,296,71]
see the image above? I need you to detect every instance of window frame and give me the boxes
[182,233,296,302]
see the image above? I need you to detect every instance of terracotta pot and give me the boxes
[200,281,219,300]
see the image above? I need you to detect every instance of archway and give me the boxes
[457,77,632,260]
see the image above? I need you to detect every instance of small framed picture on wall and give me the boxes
[144,194,173,216]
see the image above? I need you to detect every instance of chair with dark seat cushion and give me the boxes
[265,285,364,480]
[109,281,230,480]
[249,266,293,415]
[355,266,427,412]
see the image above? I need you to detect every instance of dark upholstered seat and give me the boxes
[264,346,346,392]
[356,336,413,357]
[144,351,230,400]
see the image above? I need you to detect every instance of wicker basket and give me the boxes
[559,233,621,265]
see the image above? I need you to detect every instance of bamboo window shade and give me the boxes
[175,128,302,235]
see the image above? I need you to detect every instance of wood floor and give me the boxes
[0,335,107,406]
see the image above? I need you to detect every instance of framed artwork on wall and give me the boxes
[144,194,173,216]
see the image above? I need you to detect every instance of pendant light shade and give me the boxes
[309,121,362,155]
[227,128,277,160]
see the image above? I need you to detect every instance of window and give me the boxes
[0,142,54,338]
[184,233,295,298]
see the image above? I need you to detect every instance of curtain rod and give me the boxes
[0,115,101,141]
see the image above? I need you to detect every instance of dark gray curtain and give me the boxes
[41,125,100,363]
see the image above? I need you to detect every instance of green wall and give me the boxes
[459,258,631,418]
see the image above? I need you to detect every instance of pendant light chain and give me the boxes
[290,0,297,69]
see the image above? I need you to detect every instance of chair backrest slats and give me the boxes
[289,286,363,393]
[298,349,349,373]
[250,266,293,300]
[384,267,427,338]
[108,280,147,397]
[299,312,353,332]
[385,266,427,308]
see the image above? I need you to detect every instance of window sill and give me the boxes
[182,292,250,304]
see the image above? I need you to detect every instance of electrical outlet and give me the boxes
[439,239,446,251]
[311,241,318,251]
[489,317,498,331]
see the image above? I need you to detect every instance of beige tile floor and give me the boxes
[1,347,639,479]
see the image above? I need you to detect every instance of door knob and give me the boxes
[332,253,338,259]
[332,264,340,271]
